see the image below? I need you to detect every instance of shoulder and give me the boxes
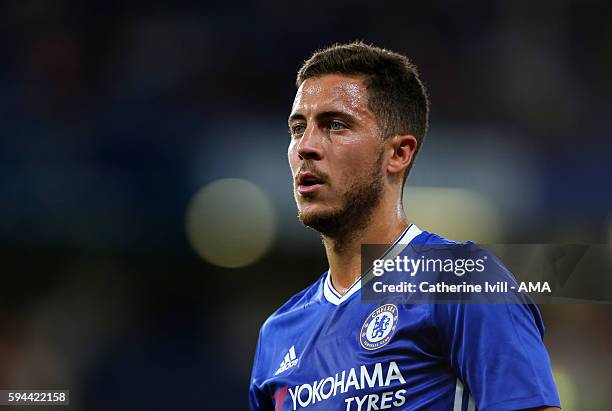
[252,273,327,378]
[411,229,458,245]
[414,230,517,281]
[258,272,326,337]
[416,231,546,335]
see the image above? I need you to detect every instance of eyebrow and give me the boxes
[288,113,306,125]
[288,110,355,125]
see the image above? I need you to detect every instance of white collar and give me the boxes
[323,224,423,305]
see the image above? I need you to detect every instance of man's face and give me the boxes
[288,74,385,235]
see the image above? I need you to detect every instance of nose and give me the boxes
[296,124,323,161]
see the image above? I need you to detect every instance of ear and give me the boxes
[386,134,418,177]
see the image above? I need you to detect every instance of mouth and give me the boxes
[296,172,325,195]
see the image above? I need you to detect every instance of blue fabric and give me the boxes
[250,230,561,410]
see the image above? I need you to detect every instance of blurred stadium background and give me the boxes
[1,1,611,410]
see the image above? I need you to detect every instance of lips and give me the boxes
[298,172,324,186]
[296,172,325,194]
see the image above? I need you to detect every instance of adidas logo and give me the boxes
[274,345,298,375]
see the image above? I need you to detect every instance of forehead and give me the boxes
[291,74,370,116]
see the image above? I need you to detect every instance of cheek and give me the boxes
[335,124,381,150]
[337,146,382,182]
[335,155,368,185]
[334,134,362,145]
[334,123,377,146]
[337,139,380,167]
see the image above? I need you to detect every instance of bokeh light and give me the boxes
[553,367,577,410]
[185,178,276,268]
[403,186,502,242]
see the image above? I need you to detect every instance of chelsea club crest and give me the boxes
[360,304,399,350]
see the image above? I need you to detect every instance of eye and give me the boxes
[291,124,306,136]
[329,120,347,131]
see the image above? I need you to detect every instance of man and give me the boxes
[250,42,561,411]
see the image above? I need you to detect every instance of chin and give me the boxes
[297,204,342,233]
[297,205,326,223]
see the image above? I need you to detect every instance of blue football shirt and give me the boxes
[250,225,561,410]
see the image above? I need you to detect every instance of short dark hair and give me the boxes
[297,41,429,179]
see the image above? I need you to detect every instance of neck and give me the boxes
[323,195,408,295]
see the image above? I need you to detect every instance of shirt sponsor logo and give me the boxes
[286,361,406,410]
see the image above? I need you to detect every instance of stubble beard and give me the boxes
[297,153,385,243]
